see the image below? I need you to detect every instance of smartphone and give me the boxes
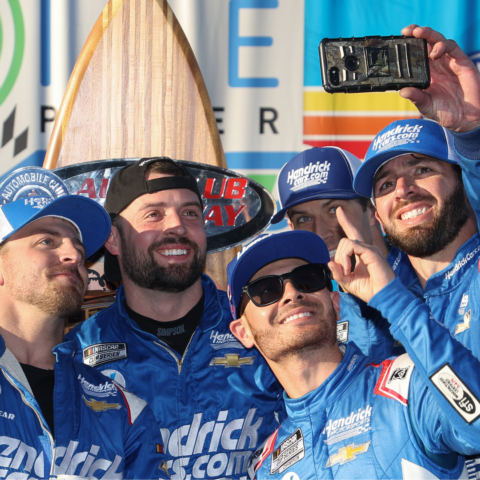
[319,35,430,93]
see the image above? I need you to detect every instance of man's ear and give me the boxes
[286,217,294,231]
[374,211,385,233]
[104,226,120,256]
[330,291,341,321]
[367,203,378,227]
[230,318,255,349]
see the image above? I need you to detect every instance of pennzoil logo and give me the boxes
[83,396,121,412]
[326,441,371,467]
[209,354,255,368]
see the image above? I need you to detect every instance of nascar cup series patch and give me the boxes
[83,343,128,367]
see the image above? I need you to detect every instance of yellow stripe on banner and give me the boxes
[304,91,420,113]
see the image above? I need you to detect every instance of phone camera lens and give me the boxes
[329,67,340,86]
[344,55,359,71]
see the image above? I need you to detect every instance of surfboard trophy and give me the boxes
[42,0,274,291]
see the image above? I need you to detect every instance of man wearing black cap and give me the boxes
[67,157,284,480]
[273,146,413,359]
[0,184,167,478]
[227,230,480,479]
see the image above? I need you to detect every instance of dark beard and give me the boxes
[246,299,338,363]
[120,236,206,293]
[383,181,470,258]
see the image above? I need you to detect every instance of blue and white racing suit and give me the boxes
[67,275,285,480]
[249,278,480,479]
[0,335,167,479]
[336,244,415,359]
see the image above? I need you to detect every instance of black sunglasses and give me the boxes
[241,263,332,310]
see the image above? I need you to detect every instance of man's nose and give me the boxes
[279,279,304,306]
[163,211,188,235]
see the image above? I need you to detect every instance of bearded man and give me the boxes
[227,230,480,479]
[0,191,168,478]
[67,157,284,480]
[353,25,480,359]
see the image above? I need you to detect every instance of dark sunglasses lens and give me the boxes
[291,265,326,292]
[248,277,283,306]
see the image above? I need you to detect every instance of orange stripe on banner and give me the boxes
[304,116,420,136]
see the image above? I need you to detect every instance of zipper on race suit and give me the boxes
[154,328,198,375]
[2,369,54,475]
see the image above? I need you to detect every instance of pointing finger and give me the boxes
[336,206,364,242]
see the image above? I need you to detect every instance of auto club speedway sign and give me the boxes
[0,161,275,290]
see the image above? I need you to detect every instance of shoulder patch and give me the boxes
[248,429,278,479]
[430,363,480,424]
[115,384,147,425]
[83,343,127,367]
[336,321,349,344]
[373,354,415,406]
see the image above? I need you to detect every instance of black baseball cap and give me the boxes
[104,157,203,282]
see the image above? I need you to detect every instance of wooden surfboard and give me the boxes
[43,0,236,287]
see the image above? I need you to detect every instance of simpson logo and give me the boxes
[445,245,480,280]
[210,330,244,350]
[322,406,372,446]
[78,375,118,398]
[83,343,127,367]
[458,293,469,316]
[430,363,480,424]
[388,366,410,384]
[285,160,330,191]
[336,321,349,344]
[373,354,414,405]
[372,124,423,152]
[270,428,305,475]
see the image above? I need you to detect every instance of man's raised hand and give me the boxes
[328,207,396,303]
[399,25,480,132]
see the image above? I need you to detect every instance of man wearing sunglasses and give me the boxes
[272,146,415,359]
[227,230,480,479]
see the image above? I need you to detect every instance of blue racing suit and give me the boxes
[67,275,285,480]
[249,278,480,479]
[336,245,415,359]
[0,335,168,479]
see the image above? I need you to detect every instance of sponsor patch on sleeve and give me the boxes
[83,343,127,367]
[373,354,414,406]
[270,428,305,475]
[430,363,480,424]
[336,321,349,344]
[248,429,278,479]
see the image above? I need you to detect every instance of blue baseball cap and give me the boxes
[354,118,459,198]
[226,230,330,320]
[272,147,362,224]
[0,195,111,258]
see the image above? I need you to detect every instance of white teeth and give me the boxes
[284,312,313,324]
[161,249,188,256]
[401,207,428,220]
[329,249,336,259]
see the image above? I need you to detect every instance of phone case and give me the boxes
[319,35,430,93]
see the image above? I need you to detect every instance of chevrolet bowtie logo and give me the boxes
[455,309,471,335]
[209,354,255,368]
[83,396,121,412]
[326,441,371,467]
